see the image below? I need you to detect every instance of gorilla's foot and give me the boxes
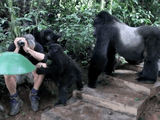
[54,100,66,106]
[136,77,156,84]
[88,82,97,88]
[137,71,143,77]
[105,70,113,75]
[77,87,83,91]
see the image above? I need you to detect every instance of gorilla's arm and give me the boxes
[36,66,55,74]
[36,59,64,75]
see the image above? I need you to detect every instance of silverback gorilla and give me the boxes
[36,43,83,105]
[88,11,160,88]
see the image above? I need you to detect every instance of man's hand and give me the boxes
[14,37,22,50]
[14,37,26,52]
[22,39,30,53]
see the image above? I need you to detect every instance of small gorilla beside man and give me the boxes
[32,28,83,105]
[36,43,83,106]
[88,11,160,88]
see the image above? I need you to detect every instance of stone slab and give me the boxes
[112,65,160,95]
[73,74,147,116]
[41,99,136,120]
[136,81,160,119]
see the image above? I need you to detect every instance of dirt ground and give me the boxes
[0,62,159,120]
[139,96,160,120]
[0,80,58,120]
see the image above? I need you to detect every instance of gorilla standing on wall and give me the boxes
[88,11,160,88]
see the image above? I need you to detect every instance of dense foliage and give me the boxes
[1,0,160,55]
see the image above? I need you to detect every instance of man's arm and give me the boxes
[26,48,45,61]
[23,41,47,62]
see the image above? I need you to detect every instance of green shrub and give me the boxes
[54,9,98,61]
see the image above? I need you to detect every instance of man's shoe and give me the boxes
[29,92,40,111]
[9,96,23,115]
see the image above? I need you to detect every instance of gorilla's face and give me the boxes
[93,17,103,26]
[93,17,106,38]
[43,30,62,46]
[93,17,103,38]
[47,44,62,60]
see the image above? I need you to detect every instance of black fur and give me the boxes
[88,11,160,88]
[31,28,62,52]
[36,43,83,105]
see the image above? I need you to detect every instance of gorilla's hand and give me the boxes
[36,66,45,74]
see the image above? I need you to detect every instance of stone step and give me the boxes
[41,63,160,120]
[111,71,152,95]
[113,63,160,119]
[41,98,136,120]
[73,73,148,117]
[113,63,160,95]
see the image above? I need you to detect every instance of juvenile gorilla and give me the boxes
[88,11,160,88]
[31,28,62,52]
[36,43,83,105]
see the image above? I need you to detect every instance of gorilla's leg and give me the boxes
[88,53,107,88]
[104,44,116,75]
[88,67,102,88]
[54,85,67,106]
[88,33,110,88]
[136,59,158,84]
[136,38,160,84]
[75,74,83,91]
[54,77,77,106]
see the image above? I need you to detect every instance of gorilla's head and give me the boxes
[93,11,121,37]
[40,28,62,52]
[42,28,62,46]
[47,43,63,60]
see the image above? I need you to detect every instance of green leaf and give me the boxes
[39,10,47,15]
[22,112,25,116]
[64,50,69,54]
[16,17,33,22]
[5,114,9,118]
[134,98,139,101]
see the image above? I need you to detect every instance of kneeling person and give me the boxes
[4,34,47,115]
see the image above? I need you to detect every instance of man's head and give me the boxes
[23,34,36,49]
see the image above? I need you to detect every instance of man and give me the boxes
[4,34,47,115]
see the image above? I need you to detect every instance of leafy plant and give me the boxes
[107,0,159,27]
[54,9,98,61]
[1,0,160,65]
